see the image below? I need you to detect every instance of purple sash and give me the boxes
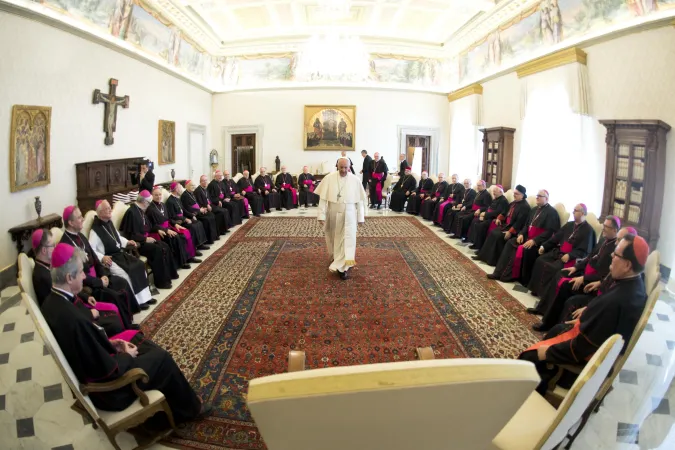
[110,329,140,343]
[437,200,452,223]
[281,183,297,204]
[244,186,253,193]
[303,179,315,193]
[373,173,384,202]
[560,241,575,268]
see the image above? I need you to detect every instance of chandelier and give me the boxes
[295,33,371,82]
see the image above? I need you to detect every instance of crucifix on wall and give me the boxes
[93,78,129,145]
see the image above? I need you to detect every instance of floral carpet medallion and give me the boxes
[142,217,539,449]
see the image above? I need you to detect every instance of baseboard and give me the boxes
[0,263,18,291]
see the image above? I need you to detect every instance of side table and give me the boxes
[8,213,63,255]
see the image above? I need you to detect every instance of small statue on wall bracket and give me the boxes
[34,196,42,221]
[171,168,175,180]
[275,156,280,173]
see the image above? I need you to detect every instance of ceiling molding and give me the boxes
[447,84,483,103]
[516,48,587,79]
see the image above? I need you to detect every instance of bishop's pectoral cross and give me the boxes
[93,78,129,145]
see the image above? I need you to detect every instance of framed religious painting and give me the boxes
[304,105,356,151]
[158,119,176,165]
[9,105,51,192]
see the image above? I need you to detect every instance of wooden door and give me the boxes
[406,135,431,173]
[232,134,256,175]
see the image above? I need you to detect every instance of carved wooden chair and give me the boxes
[17,253,177,450]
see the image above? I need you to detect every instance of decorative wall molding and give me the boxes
[396,125,440,176]
[447,84,483,103]
[516,48,587,79]
[222,125,265,175]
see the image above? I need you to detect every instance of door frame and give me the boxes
[231,133,256,175]
[222,125,264,175]
[187,123,207,181]
[397,125,440,175]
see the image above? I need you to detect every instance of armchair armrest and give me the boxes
[80,368,152,406]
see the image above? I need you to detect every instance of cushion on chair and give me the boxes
[504,189,514,204]
[18,253,37,303]
[233,173,243,183]
[161,187,170,203]
[98,390,166,427]
[553,203,570,227]
[81,210,97,239]
[644,251,661,297]
[50,227,63,244]
[526,196,537,208]
[491,392,557,450]
[111,202,129,231]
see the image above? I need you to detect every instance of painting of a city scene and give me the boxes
[304,105,356,151]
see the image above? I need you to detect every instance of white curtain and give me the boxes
[515,82,600,214]
[520,62,591,119]
[449,94,484,181]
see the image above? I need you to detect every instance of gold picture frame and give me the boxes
[158,120,176,165]
[9,105,51,192]
[304,105,356,151]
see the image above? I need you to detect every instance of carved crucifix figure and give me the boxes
[93,78,129,145]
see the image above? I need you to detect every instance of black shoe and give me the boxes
[139,304,150,311]
[190,258,202,263]
[486,273,498,280]
[254,214,261,217]
[377,205,381,210]
[370,205,376,209]
[266,209,271,213]
[339,270,348,280]
[198,402,214,418]
[150,287,160,295]
[181,264,191,269]
[195,251,204,257]
[277,208,282,211]
[146,298,158,305]
[471,256,481,261]
[171,274,180,280]
[526,307,542,315]
[468,244,477,250]
[129,324,142,330]
[198,245,210,250]
[532,322,549,332]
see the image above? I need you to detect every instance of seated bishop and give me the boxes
[389,167,417,213]
[473,185,531,265]
[195,175,230,235]
[406,171,433,215]
[466,185,510,251]
[529,218,623,332]
[42,243,209,424]
[146,187,201,269]
[255,167,281,213]
[89,200,154,310]
[527,203,595,297]
[237,170,264,217]
[441,179,475,233]
[449,180,491,240]
[519,234,648,394]
[420,174,448,220]
[60,205,139,326]
[209,171,242,226]
[298,166,319,207]
[32,230,134,335]
[433,174,464,226]
[488,190,561,284]
[223,170,249,219]
[181,180,218,244]
[119,191,179,289]
[275,166,298,210]
[167,182,210,250]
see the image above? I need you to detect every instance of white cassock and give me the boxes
[89,228,153,305]
[315,171,367,273]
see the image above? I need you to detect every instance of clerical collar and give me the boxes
[35,259,50,269]
[52,287,75,301]
[65,229,78,236]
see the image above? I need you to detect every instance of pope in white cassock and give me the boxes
[316,157,368,280]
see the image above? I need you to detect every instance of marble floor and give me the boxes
[1,205,673,449]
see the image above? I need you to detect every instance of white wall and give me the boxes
[451,25,675,270]
[211,89,450,177]
[0,11,212,269]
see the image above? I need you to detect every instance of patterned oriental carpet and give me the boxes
[142,216,540,449]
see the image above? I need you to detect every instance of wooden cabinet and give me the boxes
[600,120,670,249]
[76,157,143,213]
[481,127,515,190]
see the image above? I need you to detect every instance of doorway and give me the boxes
[187,124,206,182]
[406,135,431,174]
[231,134,256,175]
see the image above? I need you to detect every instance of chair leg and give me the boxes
[565,405,594,449]
[161,401,179,433]
[416,347,435,360]
[288,350,306,372]
[70,398,97,429]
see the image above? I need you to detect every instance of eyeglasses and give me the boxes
[573,209,584,213]
[536,195,547,198]
[611,252,627,260]
[602,224,615,230]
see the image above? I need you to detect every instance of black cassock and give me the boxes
[32,261,125,336]
[528,220,595,296]
[420,181,447,220]
[520,276,646,394]
[389,174,417,212]
[139,170,155,193]
[254,175,281,211]
[432,182,465,225]
[450,189,491,239]
[90,217,150,300]
[237,176,264,216]
[369,159,388,207]
[538,238,617,330]
[120,204,178,289]
[406,178,434,215]
[224,178,249,219]
[398,159,410,177]
[145,201,191,267]
[42,289,201,423]
[361,155,373,189]
[467,195,510,249]
[208,179,241,226]
[298,173,320,207]
[181,190,218,244]
[166,195,208,249]
[60,231,137,326]
[475,200,531,265]
[442,188,476,232]
[492,204,560,284]
[195,185,230,234]
[275,173,298,210]
[544,275,615,329]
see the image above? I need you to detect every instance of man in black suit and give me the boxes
[360,149,372,190]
